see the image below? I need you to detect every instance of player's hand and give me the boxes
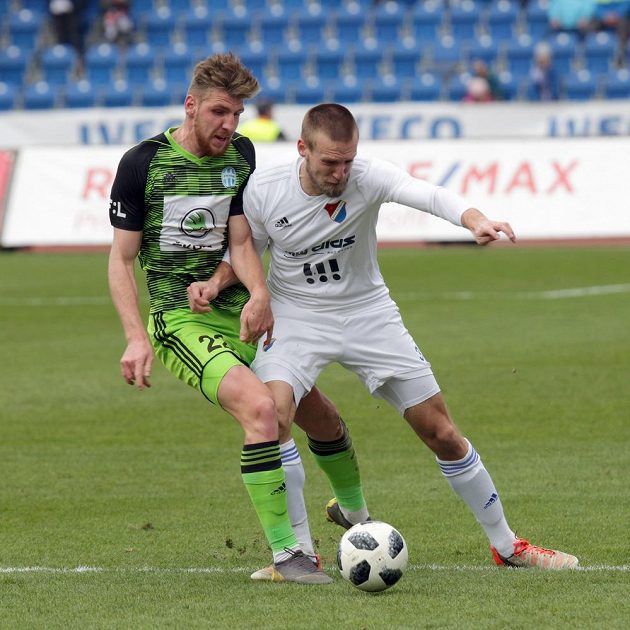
[462,208,516,245]
[187,280,219,313]
[240,289,274,346]
[120,338,154,390]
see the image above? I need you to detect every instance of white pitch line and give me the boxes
[1,285,629,307]
[1,564,628,575]
[396,283,630,302]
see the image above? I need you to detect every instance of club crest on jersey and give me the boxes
[221,167,237,188]
[324,200,347,223]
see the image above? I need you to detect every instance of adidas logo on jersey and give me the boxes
[274,217,291,229]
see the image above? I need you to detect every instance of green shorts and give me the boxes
[148,307,256,405]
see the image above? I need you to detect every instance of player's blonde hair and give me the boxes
[188,52,260,100]
[301,103,359,149]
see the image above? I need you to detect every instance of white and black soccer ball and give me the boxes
[337,521,408,592]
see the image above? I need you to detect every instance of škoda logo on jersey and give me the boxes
[324,200,347,223]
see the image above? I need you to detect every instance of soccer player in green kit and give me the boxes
[108,53,360,584]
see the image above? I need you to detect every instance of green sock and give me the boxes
[308,420,366,512]
[240,441,298,553]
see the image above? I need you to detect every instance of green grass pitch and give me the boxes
[1,245,629,629]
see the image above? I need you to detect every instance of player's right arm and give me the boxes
[108,227,153,390]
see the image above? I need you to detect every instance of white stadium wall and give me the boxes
[2,101,630,146]
[1,136,629,248]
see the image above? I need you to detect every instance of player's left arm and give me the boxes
[383,160,516,246]
[227,214,273,346]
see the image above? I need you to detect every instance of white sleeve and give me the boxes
[368,158,468,227]
[242,177,270,241]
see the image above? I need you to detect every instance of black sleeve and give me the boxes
[109,137,163,231]
[229,133,256,217]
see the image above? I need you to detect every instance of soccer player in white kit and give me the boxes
[244,103,579,570]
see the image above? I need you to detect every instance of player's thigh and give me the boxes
[341,302,434,394]
[149,308,256,405]
[251,304,338,403]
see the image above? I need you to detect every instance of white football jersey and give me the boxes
[243,155,469,311]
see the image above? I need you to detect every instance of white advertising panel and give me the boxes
[1,100,630,147]
[2,138,629,247]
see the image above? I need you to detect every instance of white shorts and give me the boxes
[252,299,441,415]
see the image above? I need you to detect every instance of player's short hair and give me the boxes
[301,104,359,149]
[188,53,260,100]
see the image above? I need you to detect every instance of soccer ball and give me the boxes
[337,521,408,592]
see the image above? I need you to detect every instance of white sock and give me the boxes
[340,506,370,525]
[280,439,315,557]
[437,439,517,558]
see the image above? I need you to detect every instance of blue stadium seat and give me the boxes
[410,1,443,41]
[524,0,551,39]
[257,11,290,46]
[368,76,405,103]
[445,73,470,101]
[23,81,56,109]
[129,0,156,20]
[583,31,617,75]
[239,46,271,81]
[332,7,365,43]
[124,42,156,84]
[486,0,519,41]
[408,72,442,101]
[162,43,194,84]
[448,0,480,41]
[0,45,30,86]
[350,42,384,80]
[275,48,308,82]
[139,78,174,107]
[293,8,327,45]
[257,77,293,104]
[143,8,176,47]
[466,35,499,67]
[603,68,630,98]
[548,31,578,75]
[179,6,212,48]
[328,77,363,103]
[563,69,598,100]
[0,82,18,110]
[313,45,345,80]
[496,70,519,101]
[8,9,44,51]
[504,34,534,76]
[40,44,78,85]
[428,36,462,76]
[100,79,135,107]
[62,79,97,108]
[370,2,405,42]
[294,79,327,104]
[391,41,422,79]
[84,43,121,85]
[168,0,191,14]
[217,10,253,48]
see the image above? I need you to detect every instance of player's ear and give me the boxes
[184,94,196,117]
[297,138,306,157]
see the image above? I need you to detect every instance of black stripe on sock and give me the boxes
[240,441,282,474]
[307,418,352,456]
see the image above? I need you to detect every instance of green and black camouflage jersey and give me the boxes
[109,128,255,314]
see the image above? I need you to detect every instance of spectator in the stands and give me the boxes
[548,0,596,38]
[463,76,494,103]
[591,0,630,67]
[49,0,85,56]
[469,59,504,100]
[528,41,560,100]
[102,0,134,48]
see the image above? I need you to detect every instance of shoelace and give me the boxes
[514,539,555,557]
